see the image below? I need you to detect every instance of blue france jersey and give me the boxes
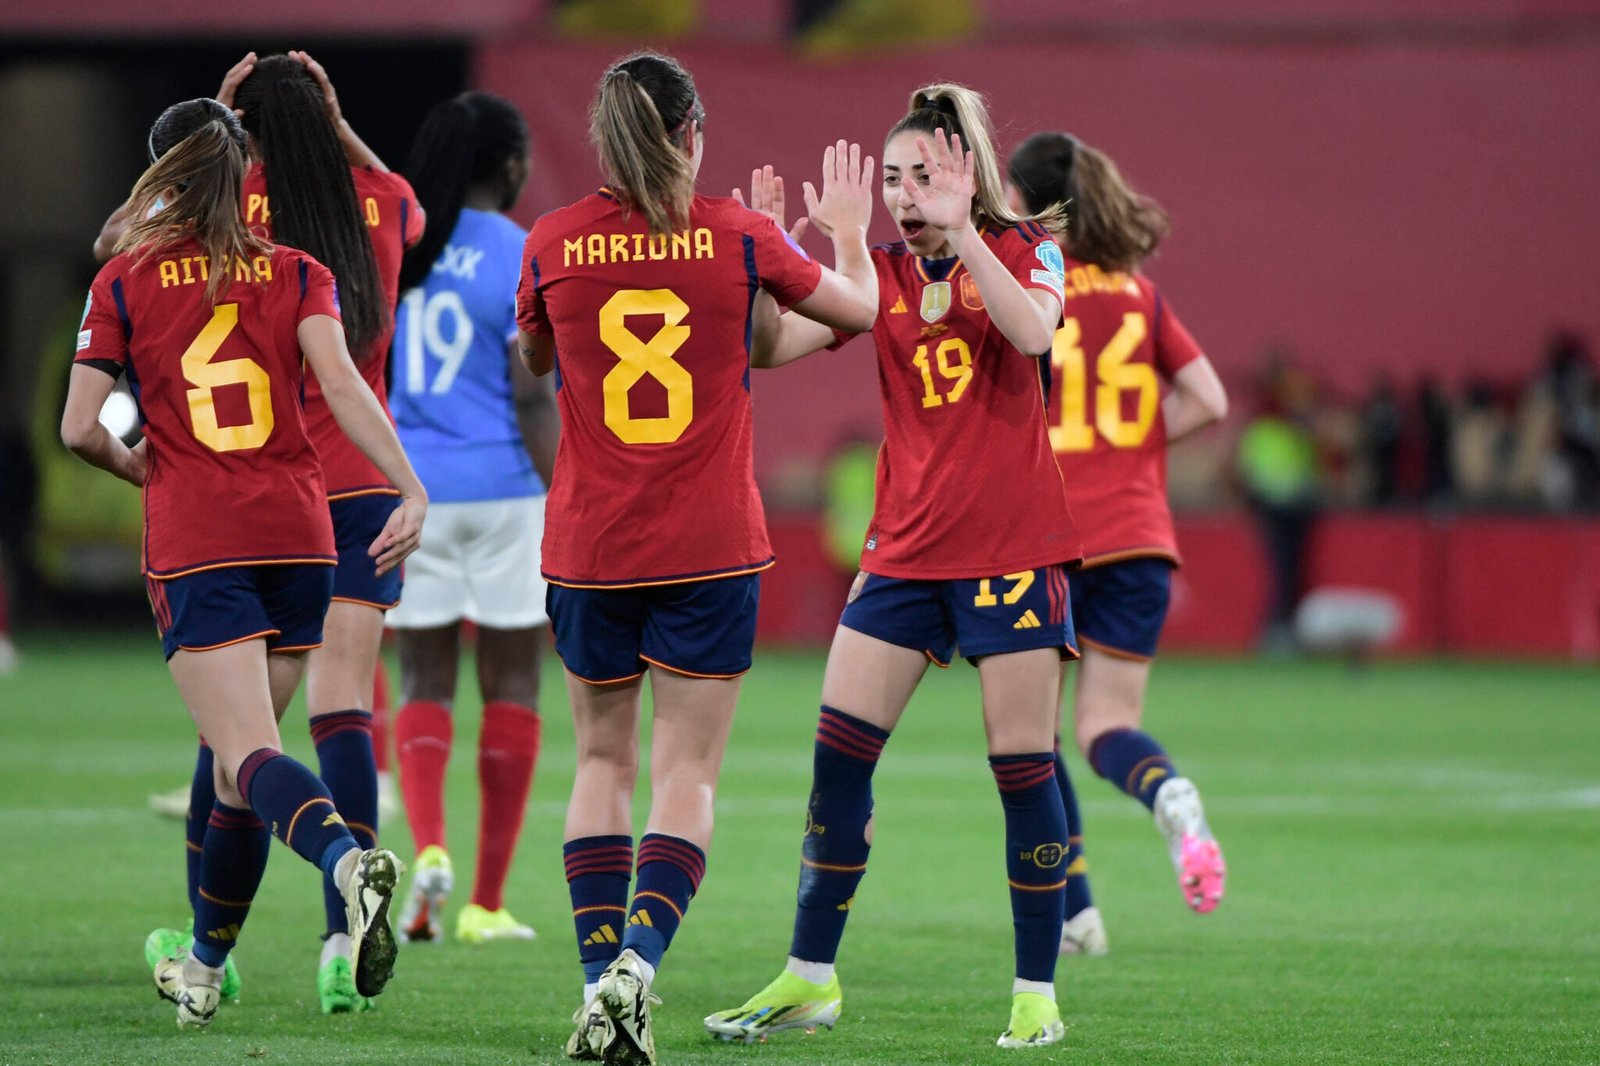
[390,208,545,502]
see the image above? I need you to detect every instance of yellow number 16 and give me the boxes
[1050,312,1158,453]
[599,288,693,445]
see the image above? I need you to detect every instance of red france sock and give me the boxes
[371,661,393,773]
[472,701,541,911]
[395,701,453,852]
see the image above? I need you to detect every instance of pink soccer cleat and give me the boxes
[1153,778,1226,914]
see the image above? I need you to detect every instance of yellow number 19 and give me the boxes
[1049,312,1158,453]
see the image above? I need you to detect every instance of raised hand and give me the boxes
[734,165,808,243]
[289,50,345,129]
[904,128,974,234]
[803,140,875,241]
[215,52,257,112]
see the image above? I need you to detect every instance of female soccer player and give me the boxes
[517,51,878,1065]
[386,92,555,947]
[1006,132,1229,941]
[140,51,426,1014]
[62,99,425,1028]
[706,85,1079,1051]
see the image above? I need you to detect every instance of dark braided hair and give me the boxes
[233,55,388,359]
[399,92,529,293]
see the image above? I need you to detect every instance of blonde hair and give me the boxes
[1008,132,1169,271]
[892,83,1069,237]
[119,110,269,304]
[590,52,704,238]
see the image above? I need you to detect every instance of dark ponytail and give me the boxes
[233,55,388,359]
[1009,131,1169,272]
[399,92,529,292]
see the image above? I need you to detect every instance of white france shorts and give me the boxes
[386,495,548,630]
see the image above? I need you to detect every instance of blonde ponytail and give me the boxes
[119,109,268,304]
[590,53,703,237]
[895,83,1070,238]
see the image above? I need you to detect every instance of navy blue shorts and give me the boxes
[547,573,761,684]
[147,564,334,660]
[1069,557,1173,660]
[839,565,1078,667]
[330,494,403,609]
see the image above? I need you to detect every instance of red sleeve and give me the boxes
[296,255,342,323]
[750,215,823,309]
[74,267,130,375]
[1150,286,1203,377]
[515,229,547,336]
[995,224,1066,309]
[356,167,424,248]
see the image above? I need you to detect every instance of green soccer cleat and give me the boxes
[145,924,240,1004]
[397,845,452,944]
[996,991,1066,1049]
[318,954,375,1014]
[703,969,843,1044]
[455,903,536,944]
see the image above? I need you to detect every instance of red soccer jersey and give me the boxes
[1045,259,1204,566]
[76,239,340,578]
[850,223,1080,579]
[517,190,822,586]
[242,163,421,497]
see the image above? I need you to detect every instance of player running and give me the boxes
[517,51,878,1065]
[386,92,555,947]
[63,99,424,1029]
[135,51,426,1014]
[1006,132,1230,941]
[706,85,1080,1050]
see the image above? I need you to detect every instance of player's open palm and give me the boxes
[804,140,874,240]
[734,165,808,244]
[369,496,426,575]
[906,128,974,233]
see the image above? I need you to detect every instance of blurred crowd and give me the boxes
[1238,332,1600,515]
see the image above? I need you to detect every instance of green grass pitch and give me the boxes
[1,634,1597,1064]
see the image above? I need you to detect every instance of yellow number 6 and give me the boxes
[182,303,275,453]
[599,289,694,445]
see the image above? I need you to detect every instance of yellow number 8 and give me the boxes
[182,303,275,453]
[599,288,693,445]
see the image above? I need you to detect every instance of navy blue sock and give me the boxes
[191,802,270,968]
[789,705,889,965]
[237,748,359,883]
[1053,737,1093,918]
[311,710,377,936]
[564,835,633,984]
[622,834,705,971]
[991,753,1069,984]
[185,740,216,913]
[1088,728,1177,811]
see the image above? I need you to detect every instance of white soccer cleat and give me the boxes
[148,784,191,820]
[1059,906,1109,956]
[596,950,660,1065]
[397,845,452,944]
[156,956,222,1029]
[1152,777,1227,914]
[564,997,611,1061]
[343,848,403,997]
